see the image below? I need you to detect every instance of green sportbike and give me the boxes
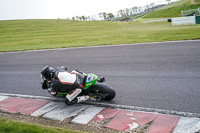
[48,73,116,102]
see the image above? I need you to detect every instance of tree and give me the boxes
[131,6,138,14]
[166,0,171,4]
[87,16,91,21]
[118,10,125,17]
[82,16,86,21]
[99,12,104,20]
[76,16,79,20]
[138,6,142,13]
[125,8,130,16]
[103,12,107,20]
[145,5,149,12]
[150,2,156,9]
[131,7,135,15]
[107,13,115,20]
[134,6,138,13]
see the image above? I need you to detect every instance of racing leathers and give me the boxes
[41,67,89,105]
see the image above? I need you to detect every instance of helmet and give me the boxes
[41,66,55,81]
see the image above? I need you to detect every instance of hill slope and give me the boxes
[143,0,200,18]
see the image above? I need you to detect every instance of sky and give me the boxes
[0,0,172,20]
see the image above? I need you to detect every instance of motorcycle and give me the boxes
[45,72,116,102]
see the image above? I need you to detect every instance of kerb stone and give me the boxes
[43,103,88,121]
[71,106,104,124]
[173,117,200,133]
[31,101,61,116]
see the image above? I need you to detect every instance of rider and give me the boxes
[41,66,89,105]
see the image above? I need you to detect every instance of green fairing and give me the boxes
[84,73,98,90]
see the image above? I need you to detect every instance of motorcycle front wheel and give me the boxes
[89,83,116,101]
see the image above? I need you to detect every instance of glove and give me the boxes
[41,80,47,89]
[41,75,47,89]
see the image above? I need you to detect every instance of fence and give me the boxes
[181,8,200,16]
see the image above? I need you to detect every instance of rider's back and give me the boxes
[52,68,79,92]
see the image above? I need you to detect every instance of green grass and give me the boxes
[0,19,200,52]
[143,0,200,18]
[159,0,192,10]
[0,118,85,133]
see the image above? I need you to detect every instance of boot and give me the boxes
[77,96,89,103]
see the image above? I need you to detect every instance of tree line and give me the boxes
[70,0,178,21]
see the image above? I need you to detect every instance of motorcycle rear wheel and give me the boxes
[89,83,116,101]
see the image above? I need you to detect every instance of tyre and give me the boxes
[89,83,116,101]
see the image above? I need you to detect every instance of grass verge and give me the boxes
[0,118,85,133]
[0,19,200,52]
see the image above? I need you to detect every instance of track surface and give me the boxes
[0,40,200,113]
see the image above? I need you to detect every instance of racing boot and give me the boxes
[65,89,82,105]
[77,95,90,103]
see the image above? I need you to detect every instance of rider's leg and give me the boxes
[64,89,89,105]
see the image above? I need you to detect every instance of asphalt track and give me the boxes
[0,40,200,114]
